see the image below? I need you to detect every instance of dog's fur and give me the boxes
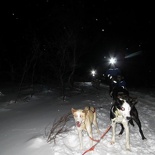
[71,106,100,149]
[110,96,146,150]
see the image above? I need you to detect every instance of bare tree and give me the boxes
[44,28,78,100]
[15,36,44,102]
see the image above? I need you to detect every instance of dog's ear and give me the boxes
[128,97,138,107]
[131,99,138,107]
[71,108,76,114]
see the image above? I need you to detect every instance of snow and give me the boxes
[0,82,155,155]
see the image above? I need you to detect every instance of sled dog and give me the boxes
[71,106,100,149]
[110,96,146,150]
[111,85,129,101]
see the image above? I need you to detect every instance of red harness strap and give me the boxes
[89,136,100,142]
[82,125,111,155]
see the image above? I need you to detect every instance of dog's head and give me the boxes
[114,97,132,120]
[71,108,87,128]
[118,95,138,108]
[112,86,129,100]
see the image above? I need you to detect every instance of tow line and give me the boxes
[82,125,111,155]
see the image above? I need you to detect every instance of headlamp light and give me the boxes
[109,57,117,65]
[91,70,96,77]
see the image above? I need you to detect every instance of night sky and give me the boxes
[1,0,154,87]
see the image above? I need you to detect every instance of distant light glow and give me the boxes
[109,57,116,65]
[91,70,96,77]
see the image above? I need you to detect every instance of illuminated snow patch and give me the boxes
[28,137,46,148]
[63,134,79,148]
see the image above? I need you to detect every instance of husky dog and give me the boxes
[71,106,100,149]
[110,97,146,150]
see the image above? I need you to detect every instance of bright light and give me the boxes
[91,70,96,77]
[109,57,117,65]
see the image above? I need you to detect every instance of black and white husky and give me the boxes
[110,96,146,150]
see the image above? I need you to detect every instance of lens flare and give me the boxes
[109,57,117,65]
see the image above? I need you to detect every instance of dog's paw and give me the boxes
[142,137,147,140]
[110,141,115,145]
[126,147,131,151]
[97,129,101,135]
[118,133,123,137]
[126,145,131,151]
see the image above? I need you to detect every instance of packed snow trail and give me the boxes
[0,83,154,155]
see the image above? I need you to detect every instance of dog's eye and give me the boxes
[121,107,125,111]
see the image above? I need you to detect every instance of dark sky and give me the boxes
[1,0,154,85]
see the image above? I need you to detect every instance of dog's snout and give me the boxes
[126,116,131,120]
[76,121,81,127]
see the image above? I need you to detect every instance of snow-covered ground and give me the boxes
[0,82,155,155]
